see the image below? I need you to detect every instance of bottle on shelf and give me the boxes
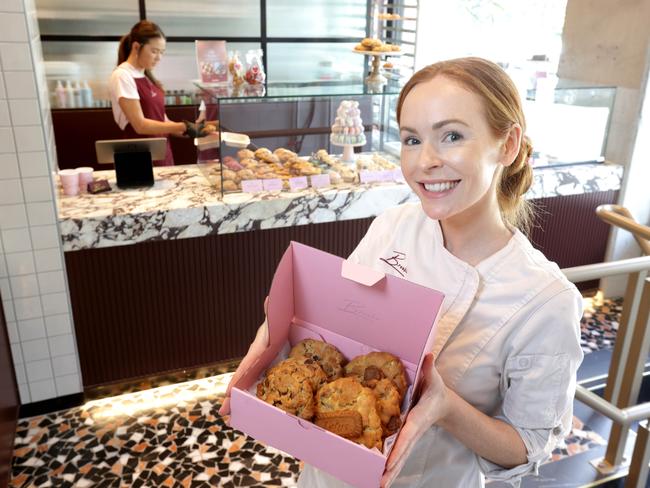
[55,80,66,108]
[64,80,75,108]
[73,81,83,108]
[81,81,94,108]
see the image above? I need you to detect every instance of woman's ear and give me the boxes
[132,41,141,54]
[500,124,523,167]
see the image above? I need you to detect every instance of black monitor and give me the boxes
[95,138,166,189]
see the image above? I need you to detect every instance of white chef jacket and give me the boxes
[298,202,583,488]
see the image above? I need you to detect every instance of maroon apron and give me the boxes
[123,76,174,166]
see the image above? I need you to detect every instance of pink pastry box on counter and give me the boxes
[196,146,404,195]
[229,242,444,488]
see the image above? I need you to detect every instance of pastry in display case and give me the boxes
[195,85,404,197]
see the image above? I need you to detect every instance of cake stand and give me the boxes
[331,138,365,163]
[353,49,402,87]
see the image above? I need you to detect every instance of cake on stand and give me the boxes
[330,100,366,163]
[353,44,402,91]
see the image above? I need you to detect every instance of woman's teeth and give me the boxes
[423,181,459,192]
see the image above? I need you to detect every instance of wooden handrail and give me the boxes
[596,204,650,254]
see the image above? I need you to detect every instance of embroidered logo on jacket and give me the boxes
[380,251,407,277]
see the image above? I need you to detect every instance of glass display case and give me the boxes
[525,85,616,167]
[195,83,404,196]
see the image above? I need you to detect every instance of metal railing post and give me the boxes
[605,271,646,404]
[605,278,650,466]
[627,420,650,488]
[562,205,650,484]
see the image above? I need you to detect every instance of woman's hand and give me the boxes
[381,353,451,487]
[218,297,270,417]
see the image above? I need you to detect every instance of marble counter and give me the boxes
[58,162,623,252]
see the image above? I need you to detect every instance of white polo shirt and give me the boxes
[108,62,145,130]
[299,202,584,487]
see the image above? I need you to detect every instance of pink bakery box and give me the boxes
[230,241,444,488]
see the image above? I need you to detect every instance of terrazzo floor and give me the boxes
[9,297,621,487]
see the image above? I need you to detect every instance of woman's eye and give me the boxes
[402,136,420,146]
[443,131,463,143]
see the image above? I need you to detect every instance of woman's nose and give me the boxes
[418,141,443,170]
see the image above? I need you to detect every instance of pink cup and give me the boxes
[62,184,80,196]
[76,167,94,193]
[59,169,79,187]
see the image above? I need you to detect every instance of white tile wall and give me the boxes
[54,374,80,396]
[0,277,10,298]
[4,72,37,99]
[37,270,65,294]
[10,273,38,298]
[0,1,82,405]
[0,203,27,228]
[33,247,61,272]
[9,99,41,126]
[1,227,32,253]
[25,358,52,382]
[0,13,28,42]
[22,338,49,361]
[0,100,10,125]
[17,316,45,341]
[26,201,56,226]
[18,151,49,177]
[29,378,56,401]
[6,319,19,343]
[14,125,45,151]
[44,313,72,337]
[0,153,20,179]
[22,176,53,202]
[6,251,35,275]
[0,42,31,70]
[0,127,16,152]
[0,178,24,205]
[30,224,60,249]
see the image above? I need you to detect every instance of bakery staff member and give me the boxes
[109,20,211,166]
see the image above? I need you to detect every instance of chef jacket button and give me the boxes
[553,426,563,436]
[518,357,530,368]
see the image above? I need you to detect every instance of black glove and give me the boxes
[183,120,207,138]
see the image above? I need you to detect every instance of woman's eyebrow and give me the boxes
[431,118,469,130]
[400,119,469,134]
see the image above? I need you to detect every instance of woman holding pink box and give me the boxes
[221,57,583,488]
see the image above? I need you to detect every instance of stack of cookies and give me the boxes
[220,147,323,191]
[354,38,401,53]
[256,339,407,450]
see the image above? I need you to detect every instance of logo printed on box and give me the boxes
[337,299,380,321]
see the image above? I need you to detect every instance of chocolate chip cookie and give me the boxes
[256,357,316,419]
[289,339,345,382]
[344,351,408,400]
[315,377,383,450]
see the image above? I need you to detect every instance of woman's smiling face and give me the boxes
[399,75,506,224]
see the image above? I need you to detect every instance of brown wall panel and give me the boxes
[64,218,373,388]
[0,294,19,486]
[529,190,618,290]
[64,189,618,389]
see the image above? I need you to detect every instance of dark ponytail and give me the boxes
[117,20,165,89]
